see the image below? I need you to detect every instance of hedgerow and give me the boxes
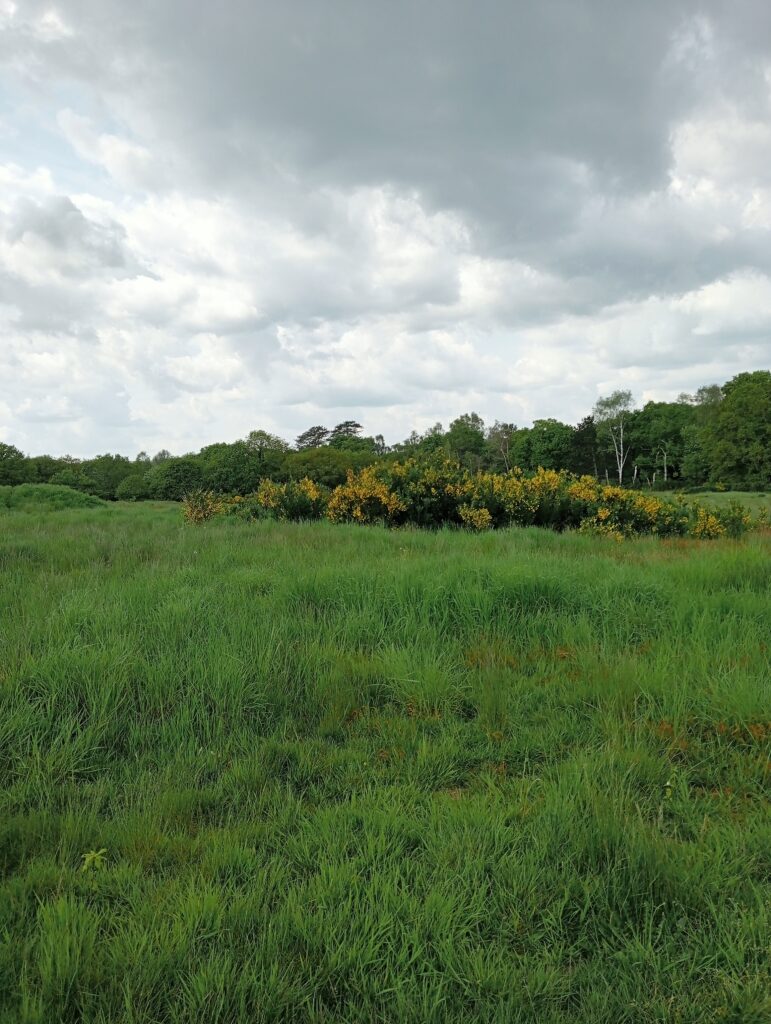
[182,458,757,539]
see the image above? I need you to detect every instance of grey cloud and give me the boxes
[6,195,139,277]
[1,0,770,453]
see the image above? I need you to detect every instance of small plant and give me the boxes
[80,848,108,872]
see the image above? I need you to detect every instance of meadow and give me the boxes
[1,501,769,1022]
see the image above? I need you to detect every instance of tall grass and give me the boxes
[1,504,769,1022]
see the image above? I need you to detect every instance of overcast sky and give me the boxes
[2,1,771,456]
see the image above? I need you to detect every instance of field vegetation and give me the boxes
[1,501,769,1022]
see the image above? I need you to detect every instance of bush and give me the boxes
[0,484,106,511]
[115,474,151,501]
[221,478,329,522]
[182,457,756,541]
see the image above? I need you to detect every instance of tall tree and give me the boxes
[486,421,516,472]
[445,413,486,468]
[529,419,574,471]
[0,443,25,485]
[245,430,290,462]
[295,426,330,450]
[569,416,598,477]
[706,371,771,488]
[330,421,363,442]
[594,390,635,484]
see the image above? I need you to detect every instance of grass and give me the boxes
[0,502,769,1023]
[684,490,770,515]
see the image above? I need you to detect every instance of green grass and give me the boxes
[684,490,770,515]
[1,504,769,1023]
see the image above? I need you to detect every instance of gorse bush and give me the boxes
[182,478,329,524]
[185,458,758,540]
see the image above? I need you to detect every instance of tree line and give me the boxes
[1,370,768,500]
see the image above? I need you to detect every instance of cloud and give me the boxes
[0,1,769,455]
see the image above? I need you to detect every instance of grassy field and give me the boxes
[1,503,769,1023]
[683,490,771,515]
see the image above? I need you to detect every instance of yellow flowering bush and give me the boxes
[691,507,725,539]
[222,477,328,521]
[181,489,225,523]
[458,504,493,530]
[183,456,754,541]
[327,467,405,524]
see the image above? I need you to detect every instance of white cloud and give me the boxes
[0,2,769,455]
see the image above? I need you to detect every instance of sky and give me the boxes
[1,1,771,457]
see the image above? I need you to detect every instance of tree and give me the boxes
[146,457,203,500]
[629,401,695,485]
[705,371,771,488]
[445,413,486,468]
[152,449,173,464]
[529,419,574,471]
[569,416,598,477]
[49,467,95,492]
[245,430,289,459]
[0,443,25,485]
[199,441,267,493]
[116,474,151,501]
[284,447,358,488]
[81,453,134,500]
[329,421,363,443]
[509,428,533,471]
[295,426,330,450]
[486,421,516,472]
[594,390,635,484]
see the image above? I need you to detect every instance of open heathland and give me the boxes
[1,503,769,1023]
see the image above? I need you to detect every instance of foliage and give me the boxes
[147,457,204,500]
[181,489,225,523]
[0,483,106,510]
[2,369,768,501]
[327,466,405,523]
[295,425,330,449]
[0,442,25,484]
[115,474,151,501]
[283,446,363,488]
[594,389,635,484]
[705,371,771,489]
[221,478,328,522]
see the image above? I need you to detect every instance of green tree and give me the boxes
[329,421,363,443]
[629,401,695,486]
[445,413,486,468]
[49,466,95,492]
[0,443,25,485]
[295,426,330,450]
[569,416,598,477]
[706,371,771,488]
[485,421,516,472]
[199,442,266,493]
[147,457,203,500]
[81,454,134,500]
[115,474,151,501]
[509,428,533,471]
[284,447,358,488]
[245,430,290,462]
[594,390,635,484]
[529,419,574,471]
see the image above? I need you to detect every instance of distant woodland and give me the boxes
[1,370,768,500]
